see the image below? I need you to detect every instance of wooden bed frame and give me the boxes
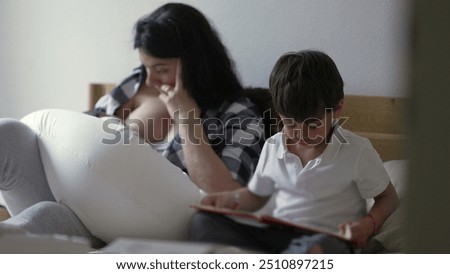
[89,83,408,162]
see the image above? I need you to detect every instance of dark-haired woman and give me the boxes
[0,3,264,246]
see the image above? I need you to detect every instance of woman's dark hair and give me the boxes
[134,3,243,110]
[269,50,344,122]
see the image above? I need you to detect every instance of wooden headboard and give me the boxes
[341,95,407,162]
[89,83,407,161]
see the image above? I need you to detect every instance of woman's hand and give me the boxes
[155,59,240,193]
[156,60,201,122]
[201,188,269,212]
[201,191,239,209]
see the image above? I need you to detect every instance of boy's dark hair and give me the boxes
[269,50,344,122]
[133,3,243,111]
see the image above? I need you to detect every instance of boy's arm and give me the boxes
[340,182,399,248]
[366,182,399,232]
[201,188,270,212]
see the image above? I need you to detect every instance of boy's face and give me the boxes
[281,100,343,147]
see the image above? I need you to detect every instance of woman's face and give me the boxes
[138,49,179,89]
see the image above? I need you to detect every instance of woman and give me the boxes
[0,3,264,246]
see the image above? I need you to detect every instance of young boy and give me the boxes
[188,50,399,253]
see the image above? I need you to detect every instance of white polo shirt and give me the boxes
[247,126,390,233]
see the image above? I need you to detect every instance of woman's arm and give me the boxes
[201,188,270,212]
[179,121,243,192]
[158,61,263,192]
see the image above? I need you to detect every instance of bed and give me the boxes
[0,84,409,253]
[89,83,409,253]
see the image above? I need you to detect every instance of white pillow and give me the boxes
[21,109,201,243]
[0,192,6,207]
[367,160,409,252]
[366,159,408,210]
[373,203,406,252]
[383,160,408,200]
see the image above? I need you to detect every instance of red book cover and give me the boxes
[191,205,352,242]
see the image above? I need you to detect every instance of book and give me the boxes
[191,204,352,242]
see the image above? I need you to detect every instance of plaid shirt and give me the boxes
[93,67,265,186]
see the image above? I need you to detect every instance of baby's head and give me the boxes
[269,50,344,145]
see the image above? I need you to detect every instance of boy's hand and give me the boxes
[339,218,374,249]
[201,191,239,209]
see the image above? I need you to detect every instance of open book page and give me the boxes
[191,205,352,242]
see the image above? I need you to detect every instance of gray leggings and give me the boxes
[0,118,101,246]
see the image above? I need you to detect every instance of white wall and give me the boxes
[0,0,411,119]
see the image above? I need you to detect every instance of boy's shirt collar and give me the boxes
[321,125,344,163]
